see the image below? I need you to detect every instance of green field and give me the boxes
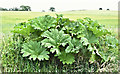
[0,10,118,36]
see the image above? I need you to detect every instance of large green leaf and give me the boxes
[56,14,71,27]
[105,35,118,48]
[89,26,110,37]
[21,41,49,61]
[58,51,75,64]
[64,21,85,38]
[65,38,83,53]
[84,17,110,37]
[12,24,35,36]
[31,15,57,31]
[41,29,71,55]
[84,31,98,43]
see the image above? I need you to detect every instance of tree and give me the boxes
[49,7,55,12]
[13,7,19,11]
[20,5,31,11]
[9,8,13,11]
[0,7,8,11]
[20,5,25,11]
[107,9,110,11]
[8,7,20,11]
[26,6,31,11]
[99,8,102,10]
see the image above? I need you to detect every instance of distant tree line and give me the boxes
[0,6,55,12]
[0,5,31,11]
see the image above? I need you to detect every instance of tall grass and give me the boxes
[1,34,118,72]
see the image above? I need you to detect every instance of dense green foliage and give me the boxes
[1,14,118,72]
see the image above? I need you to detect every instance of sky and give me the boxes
[0,0,119,12]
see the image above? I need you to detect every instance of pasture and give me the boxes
[0,10,118,36]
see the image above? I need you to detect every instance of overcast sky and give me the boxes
[0,0,119,12]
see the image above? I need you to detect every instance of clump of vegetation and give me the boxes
[1,14,118,72]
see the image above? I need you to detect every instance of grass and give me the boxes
[0,10,118,35]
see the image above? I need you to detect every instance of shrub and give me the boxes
[1,14,118,72]
[99,8,102,10]
[107,9,110,11]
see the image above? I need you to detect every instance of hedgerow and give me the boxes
[1,14,118,72]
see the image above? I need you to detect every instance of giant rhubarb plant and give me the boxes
[11,14,118,65]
